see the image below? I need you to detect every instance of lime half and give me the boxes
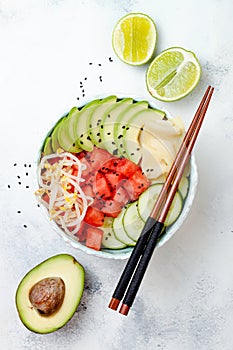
[146,47,201,102]
[112,13,157,66]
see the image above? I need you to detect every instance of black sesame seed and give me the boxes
[105,237,108,240]
[118,135,123,139]
[141,127,144,131]
[89,62,93,65]
[136,148,140,151]
[98,63,102,66]
[77,97,80,100]
[126,127,130,130]
[17,175,20,179]
[120,144,123,148]
[98,119,101,122]
[107,114,110,118]
[98,139,102,143]
[84,77,87,80]
[37,204,40,207]
[80,141,83,145]
[17,211,21,214]
[73,143,75,146]
[24,164,27,167]
[13,163,17,166]
[29,164,31,168]
[99,76,102,82]
[131,153,134,156]
[80,134,83,137]
[100,125,103,129]
[82,89,85,93]
[7,185,10,188]
[82,94,85,97]
[18,182,21,185]
[97,132,100,136]
[87,136,91,141]
[25,172,28,176]
[122,126,125,129]
[23,224,27,228]
[150,169,154,172]
[111,141,115,145]
[89,124,92,128]
[26,186,29,189]
[109,57,113,62]
[107,132,111,135]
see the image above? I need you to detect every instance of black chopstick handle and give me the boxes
[111,217,157,302]
[121,220,164,309]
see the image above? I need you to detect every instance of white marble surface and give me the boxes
[0,0,233,349]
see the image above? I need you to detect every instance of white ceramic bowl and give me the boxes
[37,95,198,259]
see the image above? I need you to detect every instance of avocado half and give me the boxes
[15,254,85,334]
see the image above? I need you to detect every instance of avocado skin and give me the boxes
[15,254,85,334]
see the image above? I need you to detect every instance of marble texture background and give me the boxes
[0,0,233,349]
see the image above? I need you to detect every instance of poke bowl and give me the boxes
[35,95,198,259]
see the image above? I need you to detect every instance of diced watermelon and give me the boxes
[128,169,150,199]
[89,147,113,170]
[112,185,130,207]
[80,157,94,179]
[76,150,87,160]
[84,206,105,227]
[81,183,95,197]
[42,193,50,204]
[86,226,103,251]
[94,173,112,200]
[101,200,122,218]
[116,157,139,177]
[75,221,88,242]
[119,179,136,201]
[104,171,124,190]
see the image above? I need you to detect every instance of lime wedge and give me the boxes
[112,13,157,66]
[146,47,201,102]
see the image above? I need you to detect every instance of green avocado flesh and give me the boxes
[15,254,85,334]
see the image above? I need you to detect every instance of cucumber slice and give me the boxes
[112,207,136,246]
[138,184,183,226]
[123,201,145,241]
[178,176,189,200]
[101,218,126,249]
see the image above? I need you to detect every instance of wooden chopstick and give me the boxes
[108,86,214,315]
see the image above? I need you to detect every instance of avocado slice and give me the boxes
[88,95,117,145]
[113,101,149,156]
[99,98,133,154]
[15,254,85,334]
[51,117,66,153]
[43,136,53,155]
[74,99,101,151]
[57,107,82,153]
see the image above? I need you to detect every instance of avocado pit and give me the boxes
[29,277,65,316]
